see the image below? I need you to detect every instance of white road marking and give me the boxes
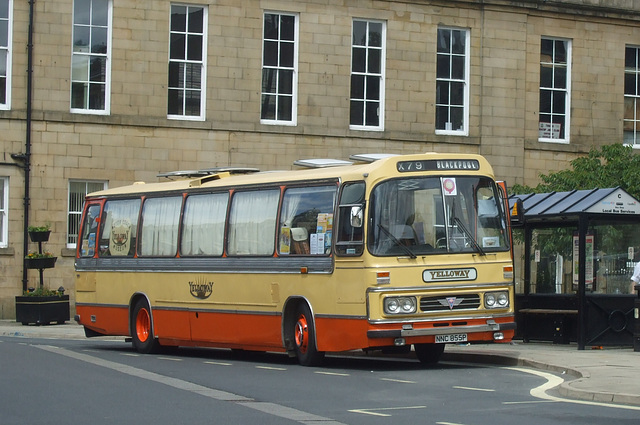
[349,405,427,417]
[315,371,350,376]
[452,385,495,392]
[158,356,182,362]
[503,400,559,405]
[204,360,232,366]
[380,377,416,384]
[506,366,640,411]
[255,365,287,371]
[35,344,348,424]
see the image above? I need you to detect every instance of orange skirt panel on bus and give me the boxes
[315,316,370,352]
[76,304,130,337]
[154,308,283,350]
[77,304,514,353]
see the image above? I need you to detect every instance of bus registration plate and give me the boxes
[435,333,467,343]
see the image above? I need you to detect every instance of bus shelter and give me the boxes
[509,187,640,349]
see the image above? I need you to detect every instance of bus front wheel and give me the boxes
[131,299,160,354]
[292,303,325,366]
[414,343,444,364]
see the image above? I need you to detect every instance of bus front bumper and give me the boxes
[366,319,517,339]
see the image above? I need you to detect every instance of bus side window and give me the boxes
[335,182,365,256]
[139,196,182,257]
[79,204,101,257]
[228,189,280,256]
[181,192,228,256]
[99,199,141,257]
[278,185,336,256]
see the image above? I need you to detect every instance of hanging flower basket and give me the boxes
[28,230,51,243]
[25,256,57,269]
[28,225,52,242]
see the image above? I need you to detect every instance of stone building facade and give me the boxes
[0,0,638,318]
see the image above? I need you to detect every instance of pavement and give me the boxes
[1,319,638,407]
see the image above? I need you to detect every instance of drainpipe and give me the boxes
[21,0,35,291]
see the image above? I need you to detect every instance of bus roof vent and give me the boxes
[158,167,260,180]
[197,167,260,175]
[349,153,398,163]
[189,172,230,187]
[157,170,210,179]
[188,167,261,187]
[293,158,353,168]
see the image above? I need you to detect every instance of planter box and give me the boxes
[25,256,57,269]
[15,295,70,325]
[29,230,51,243]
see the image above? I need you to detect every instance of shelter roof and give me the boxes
[509,187,640,223]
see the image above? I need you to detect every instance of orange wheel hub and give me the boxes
[136,308,151,343]
[295,314,308,354]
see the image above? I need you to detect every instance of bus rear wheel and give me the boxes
[131,299,160,354]
[414,343,444,364]
[292,303,325,366]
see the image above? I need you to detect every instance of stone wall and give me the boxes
[0,0,638,317]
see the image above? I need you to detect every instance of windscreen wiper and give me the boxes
[377,224,417,259]
[451,216,486,256]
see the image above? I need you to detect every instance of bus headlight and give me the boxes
[484,291,509,309]
[384,296,417,314]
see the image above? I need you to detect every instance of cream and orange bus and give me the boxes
[74,152,516,366]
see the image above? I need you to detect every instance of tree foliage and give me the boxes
[510,144,640,277]
[511,143,640,199]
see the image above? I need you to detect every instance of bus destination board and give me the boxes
[396,159,480,173]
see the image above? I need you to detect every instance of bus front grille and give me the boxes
[419,294,481,312]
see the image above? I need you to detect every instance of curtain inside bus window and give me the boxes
[139,196,182,256]
[181,192,228,256]
[278,185,337,255]
[79,204,101,257]
[228,189,280,255]
[99,199,141,256]
[369,177,508,256]
[335,182,365,256]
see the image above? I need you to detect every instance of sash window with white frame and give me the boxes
[436,27,469,135]
[168,4,207,120]
[624,46,640,146]
[71,0,111,114]
[0,0,12,110]
[68,180,107,248]
[261,12,298,124]
[539,37,571,143]
[350,19,385,130]
[0,177,7,248]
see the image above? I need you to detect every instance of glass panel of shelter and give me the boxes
[518,223,640,295]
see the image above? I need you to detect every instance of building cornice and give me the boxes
[407,0,640,20]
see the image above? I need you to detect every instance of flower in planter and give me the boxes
[28,224,52,243]
[27,224,51,232]
[23,286,65,297]
[25,251,55,259]
[24,252,57,269]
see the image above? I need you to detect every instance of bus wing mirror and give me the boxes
[350,206,363,228]
[509,198,525,227]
